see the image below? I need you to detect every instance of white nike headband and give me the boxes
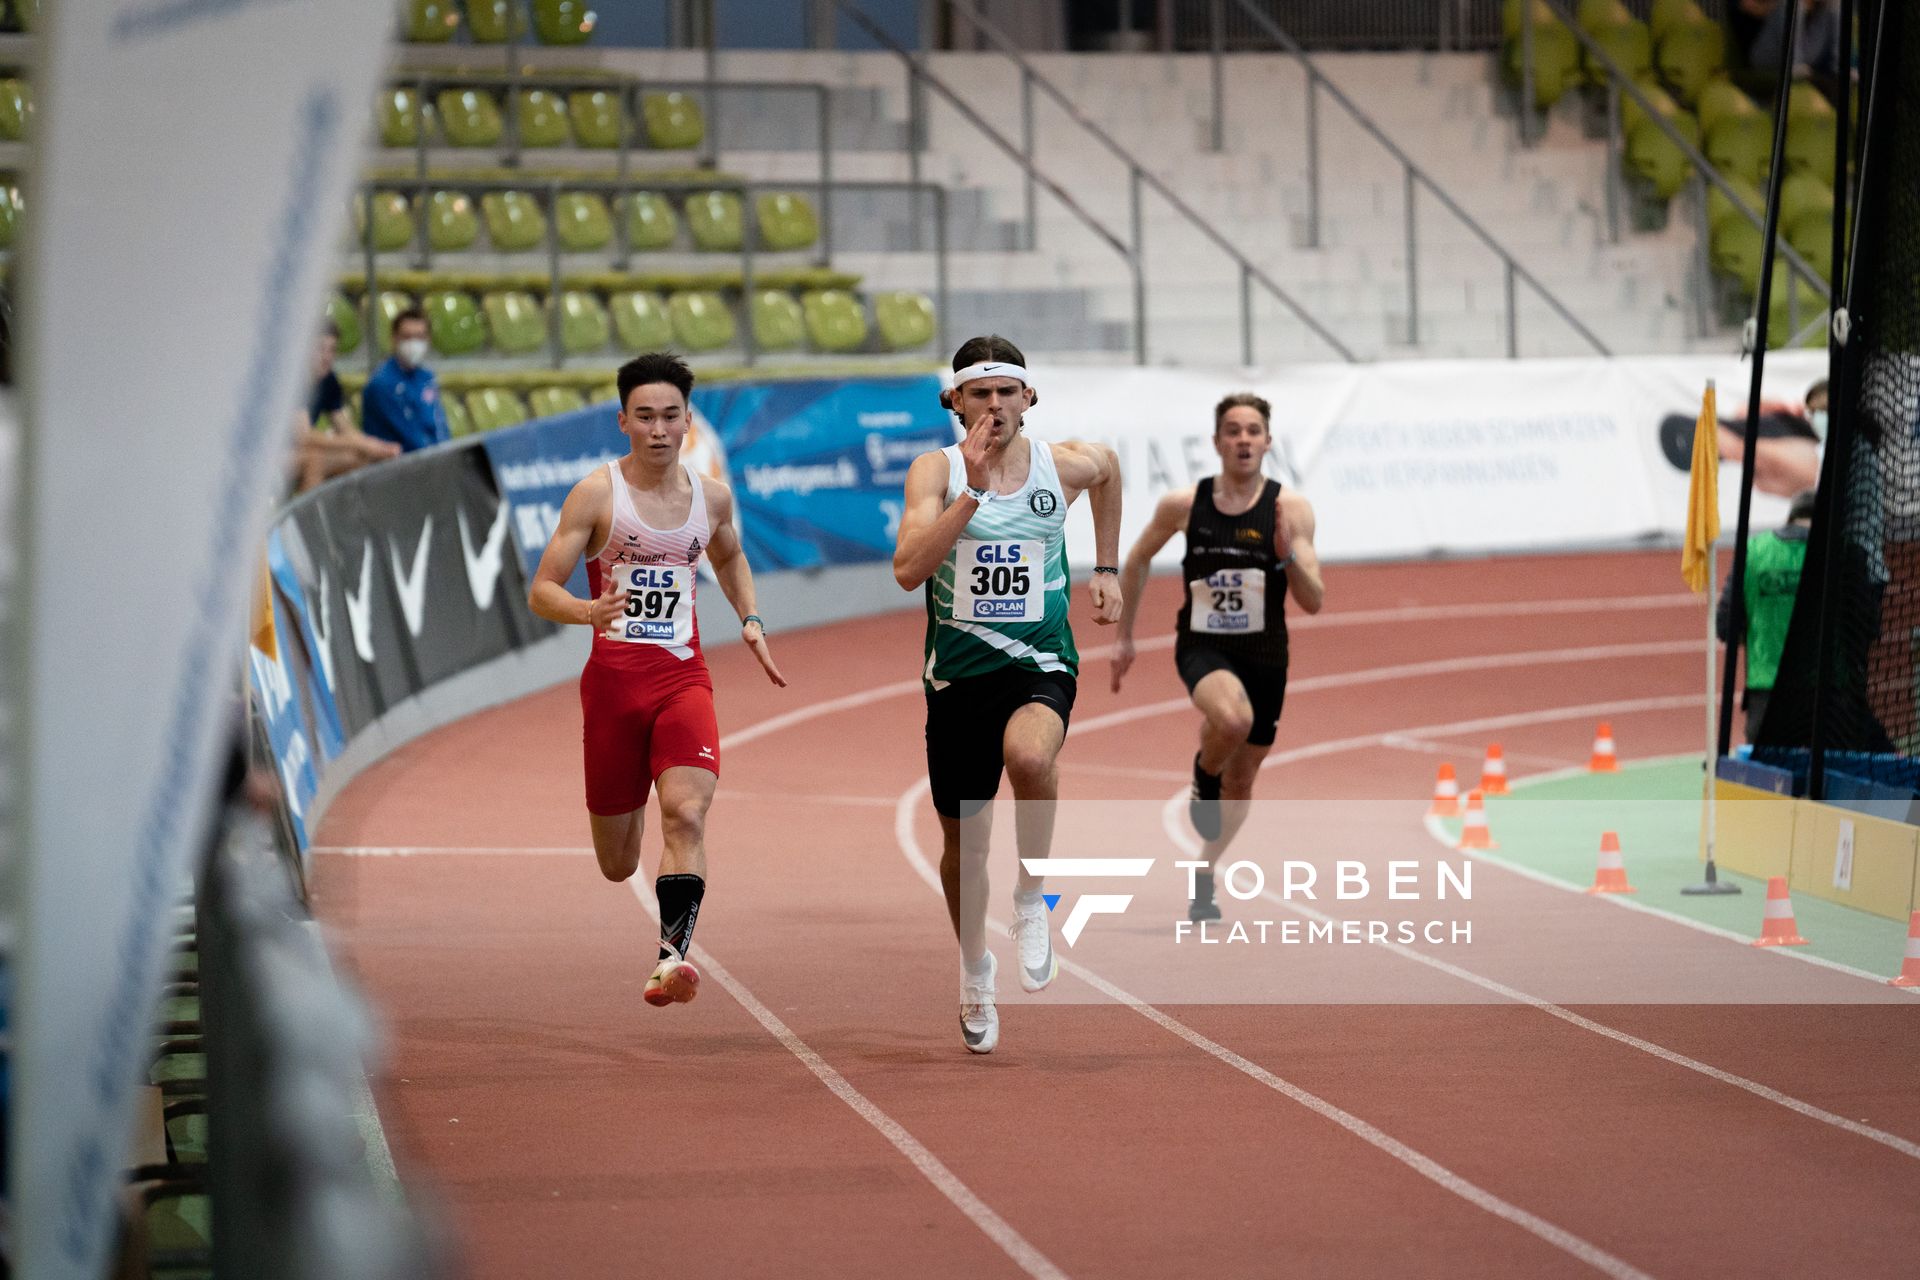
[950,361,1030,388]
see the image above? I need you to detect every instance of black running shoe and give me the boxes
[1188,896,1222,924]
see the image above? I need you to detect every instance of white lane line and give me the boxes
[892,777,1655,1280]
[313,845,592,856]
[1153,786,1920,1166]
[716,790,901,808]
[624,876,1070,1280]
[1076,642,1699,736]
[1380,734,1581,770]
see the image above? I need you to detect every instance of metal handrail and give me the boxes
[1530,0,1831,312]
[1219,0,1611,357]
[834,0,1358,365]
[357,176,950,373]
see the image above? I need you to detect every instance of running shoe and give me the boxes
[644,942,701,1007]
[1190,752,1224,842]
[1188,895,1223,924]
[960,951,999,1054]
[1012,895,1058,992]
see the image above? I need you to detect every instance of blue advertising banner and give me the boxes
[482,375,952,580]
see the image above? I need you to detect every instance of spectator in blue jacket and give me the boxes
[360,308,449,452]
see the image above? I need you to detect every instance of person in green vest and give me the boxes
[893,334,1124,1055]
[1718,489,1815,741]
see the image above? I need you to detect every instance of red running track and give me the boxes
[311,551,1920,1279]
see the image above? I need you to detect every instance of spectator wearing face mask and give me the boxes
[360,307,449,453]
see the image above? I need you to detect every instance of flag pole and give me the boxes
[1685,378,1739,895]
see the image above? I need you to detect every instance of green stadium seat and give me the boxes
[668,291,737,352]
[1574,0,1630,32]
[1620,78,1681,137]
[558,290,611,354]
[0,183,20,251]
[802,289,869,353]
[1783,217,1833,284]
[423,190,479,252]
[1502,20,1580,110]
[512,89,572,148]
[874,292,936,351]
[373,291,416,354]
[327,293,362,355]
[1704,111,1770,188]
[1693,77,1757,136]
[1787,82,1834,124]
[465,0,522,43]
[749,290,804,352]
[529,386,590,417]
[444,394,475,437]
[533,0,596,44]
[1778,173,1834,242]
[355,191,413,252]
[378,88,429,148]
[1649,0,1705,42]
[554,192,614,252]
[642,91,705,150]
[483,290,547,354]
[1706,174,1765,238]
[1583,16,1651,86]
[756,192,820,252]
[1710,218,1764,291]
[436,88,504,148]
[610,290,674,349]
[568,90,624,149]
[481,190,547,251]
[686,190,743,252]
[406,0,459,41]
[0,78,30,141]
[466,387,529,432]
[590,383,619,405]
[423,289,486,356]
[620,192,680,251]
[1785,112,1836,184]
[1655,16,1726,104]
[1625,110,1698,199]
[1766,271,1825,347]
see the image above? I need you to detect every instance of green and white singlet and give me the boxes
[922,439,1077,689]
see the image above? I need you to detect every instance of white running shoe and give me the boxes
[960,951,999,1054]
[644,941,700,1007]
[1012,895,1058,992]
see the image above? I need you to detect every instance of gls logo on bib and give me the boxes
[956,539,1041,622]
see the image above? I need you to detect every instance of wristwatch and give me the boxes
[963,485,995,505]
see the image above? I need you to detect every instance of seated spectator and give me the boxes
[292,322,398,493]
[360,308,450,453]
[1747,0,1844,99]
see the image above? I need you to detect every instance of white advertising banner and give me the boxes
[15,5,396,1277]
[1030,352,1828,568]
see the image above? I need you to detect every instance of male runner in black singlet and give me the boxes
[1110,393,1324,922]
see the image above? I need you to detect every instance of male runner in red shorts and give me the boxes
[530,352,786,1007]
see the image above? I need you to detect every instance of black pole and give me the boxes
[1717,0,1803,760]
[1807,0,1889,801]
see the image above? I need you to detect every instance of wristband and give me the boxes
[1093,565,1120,575]
[1276,553,1295,571]
[744,614,765,631]
[963,486,994,506]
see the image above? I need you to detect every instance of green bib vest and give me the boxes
[1744,530,1808,690]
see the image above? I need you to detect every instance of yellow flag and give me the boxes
[251,559,278,659]
[1681,381,1720,593]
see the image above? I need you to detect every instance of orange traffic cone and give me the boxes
[1480,745,1510,795]
[1752,876,1809,947]
[1890,912,1920,987]
[1589,722,1619,772]
[1429,764,1461,817]
[1457,789,1495,850]
[1585,831,1636,894]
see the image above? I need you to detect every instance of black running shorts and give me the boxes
[924,665,1078,819]
[1174,644,1287,747]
